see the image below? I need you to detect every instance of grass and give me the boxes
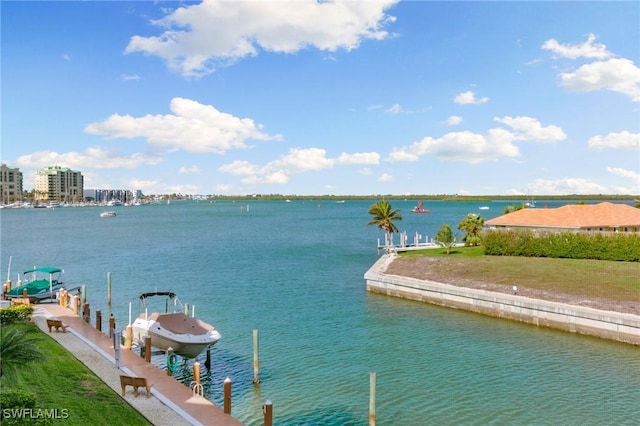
[1,322,152,426]
[400,246,640,302]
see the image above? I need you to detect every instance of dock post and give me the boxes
[125,325,132,350]
[107,272,111,306]
[96,310,102,332]
[81,284,86,305]
[144,336,152,362]
[369,372,376,426]
[71,295,78,314]
[253,329,260,384]
[193,362,200,384]
[108,314,115,338]
[263,400,273,426]
[82,302,90,323]
[223,377,232,414]
[205,348,211,369]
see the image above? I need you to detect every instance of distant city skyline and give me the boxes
[2,1,639,196]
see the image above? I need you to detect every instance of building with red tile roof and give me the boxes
[485,202,640,233]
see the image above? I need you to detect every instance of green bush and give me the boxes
[483,230,640,262]
[0,389,47,425]
[0,306,34,325]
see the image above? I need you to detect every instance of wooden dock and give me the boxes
[32,303,243,426]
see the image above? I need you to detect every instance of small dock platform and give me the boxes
[32,303,243,426]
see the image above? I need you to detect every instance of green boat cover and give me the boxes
[23,267,62,274]
[6,279,59,296]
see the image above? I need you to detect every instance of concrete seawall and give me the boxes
[364,254,640,345]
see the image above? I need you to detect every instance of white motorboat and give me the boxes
[129,291,221,358]
[100,211,116,217]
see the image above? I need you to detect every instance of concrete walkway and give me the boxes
[31,303,243,426]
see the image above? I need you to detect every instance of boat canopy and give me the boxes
[23,267,62,274]
[139,291,177,301]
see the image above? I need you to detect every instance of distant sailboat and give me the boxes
[411,201,430,214]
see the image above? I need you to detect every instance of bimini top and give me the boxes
[139,291,177,301]
[23,267,63,275]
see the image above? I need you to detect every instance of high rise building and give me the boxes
[0,163,23,204]
[35,165,84,202]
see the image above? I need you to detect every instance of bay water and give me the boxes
[1,200,638,425]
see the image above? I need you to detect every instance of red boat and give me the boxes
[411,201,430,214]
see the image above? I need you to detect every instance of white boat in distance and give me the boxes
[130,291,221,358]
[100,211,116,217]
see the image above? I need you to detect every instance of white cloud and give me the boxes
[378,173,393,182]
[216,184,232,193]
[493,116,567,142]
[387,117,565,164]
[386,103,403,114]
[446,115,463,126]
[218,147,380,185]
[269,147,334,173]
[15,147,163,171]
[125,0,399,77]
[122,74,141,81]
[84,97,283,154]
[588,131,640,151]
[559,58,640,102]
[62,53,71,61]
[607,166,640,184]
[178,165,201,174]
[218,160,262,176]
[337,152,380,165]
[453,90,488,105]
[358,167,373,176]
[541,33,612,59]
[529,177,636,195]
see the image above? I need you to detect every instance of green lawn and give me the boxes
[400,246,640,302]
[1,322,152,426]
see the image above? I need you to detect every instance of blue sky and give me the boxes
[2,1,639,196]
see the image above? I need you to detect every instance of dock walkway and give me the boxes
[31,303,243,426]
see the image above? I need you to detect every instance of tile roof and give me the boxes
[485,202,640,229]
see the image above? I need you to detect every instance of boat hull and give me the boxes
[130,313,221,358]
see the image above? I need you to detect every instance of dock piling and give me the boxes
[144,336,152,363]
[223,377,232,414]
[253,329,260,384]
[369,372,376,426]
[263,400,273,426]
[82,302,90,323]
[107,272,111,306]
[205,348,211,369]
[108,314,115,338]
[96,310,102,332]
[125,325,132,350]
[193,362,201,384]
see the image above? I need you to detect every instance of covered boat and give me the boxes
[5,267,67,302]
[130,291,221,358]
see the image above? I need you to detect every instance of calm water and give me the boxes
[1,200,638,425]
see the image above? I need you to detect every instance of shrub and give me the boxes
[0,389,46,426]
[0,306,34,326]
[483,229,640,262]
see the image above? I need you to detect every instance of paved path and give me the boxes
[32,303,243,426]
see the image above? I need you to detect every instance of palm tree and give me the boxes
[0,328,46,384]
[458,213,485,246]
[368,200,402,252]
[435,224,457,255]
